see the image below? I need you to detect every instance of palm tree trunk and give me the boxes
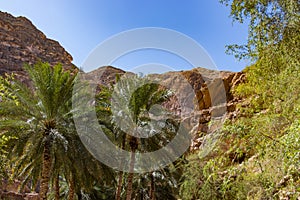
[149,174,155,200]
[126,150,136,200]
[54,174,60,200]
[116,134,126,200]
[126,136,139,200]
[40,139,52,200]
[68,174,75,200]
[115,171,123,200]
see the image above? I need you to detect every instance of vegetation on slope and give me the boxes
[0,0,299,199]
[179,0,300,199]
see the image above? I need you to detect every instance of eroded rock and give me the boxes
[0,11,76,83]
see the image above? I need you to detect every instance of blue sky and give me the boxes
[1,0,250,72]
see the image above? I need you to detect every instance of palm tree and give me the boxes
[96,74,180,200]
[96,85,125,200]
[0,62,77,199]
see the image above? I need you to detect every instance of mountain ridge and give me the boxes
[0,11,245,148]
[0,11,246,200]
[0,11,75,83]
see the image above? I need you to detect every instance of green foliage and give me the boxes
[235,27,300,116]
[96,74,182,199]
[180,1,300,199]
[220,0,300,60]
[180,65,300,199]
[0,63,75,191]
[1,2,298,198]
[180,116,300,199]
[0,62,116,198]
[0,135,14,179]
[0,74,19,105]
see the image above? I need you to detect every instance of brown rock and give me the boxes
[0,10,246,156]
[0,11,76,83]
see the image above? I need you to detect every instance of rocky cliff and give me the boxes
[0,11,246,151]
[0,11,75,83]
[0,11,245,199]
[88,66,245,151]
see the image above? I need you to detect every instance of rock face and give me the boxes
[147,68,245,151]
[0,11,246,199]
[0,11,75,82]
[86,66,245,152]
[84,65,126,86]
[179,68,245,151]
[0,11,245,129]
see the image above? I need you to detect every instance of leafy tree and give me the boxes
[220,0,299,60]
[180,1,300,199]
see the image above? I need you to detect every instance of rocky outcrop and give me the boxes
[0,12,245,130]
[0,11,76,83]
[180,69,245,151]
[0,11,245,198]
[146,68,245,151]
[84,65,126,86]
[86,66,245,152]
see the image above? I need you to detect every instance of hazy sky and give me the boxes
[1,0,250,72]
